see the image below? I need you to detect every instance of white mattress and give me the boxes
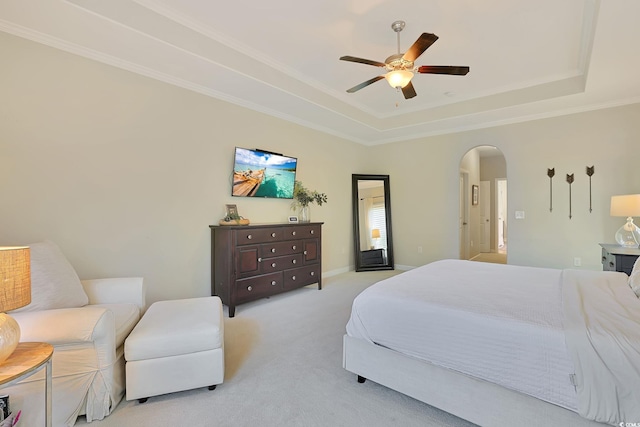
[346,259,578,411]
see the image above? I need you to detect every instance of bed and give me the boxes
[343,259,640,427]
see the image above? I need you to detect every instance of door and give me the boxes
[497,179,507,250]
[479,180,491,252]
[459,173,469,259]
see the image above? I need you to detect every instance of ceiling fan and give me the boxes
[340,20,470,99]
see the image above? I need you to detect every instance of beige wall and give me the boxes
[2,32,640,304]
[371,105,640,270]
[0,33,363,304]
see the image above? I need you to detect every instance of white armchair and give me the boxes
[2,241,145,427]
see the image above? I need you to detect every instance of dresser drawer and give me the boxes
[282,224,321,240]
[235,227,283,245]
[235,272,283,302]
[283,265,320,289]
[261,254,303,273]
[260,240,303,257]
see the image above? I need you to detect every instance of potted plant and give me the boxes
[291,181,327,223]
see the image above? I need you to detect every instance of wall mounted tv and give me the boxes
[232,147,297,199]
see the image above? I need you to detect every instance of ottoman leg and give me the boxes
[208,385,217,391]
[138,398,148,404]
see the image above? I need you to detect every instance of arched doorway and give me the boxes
[459,146,507,263]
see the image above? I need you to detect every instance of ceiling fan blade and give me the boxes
[401,81,417,99]
[340,56,387,67]
[402,33,438,62]
[417,65,470,75]
[346,75,385,93]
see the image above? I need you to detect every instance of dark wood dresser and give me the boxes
[210,222,322,317]
[599,243,640,276]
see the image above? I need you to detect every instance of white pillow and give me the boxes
[629,256,640,298]
[10,240,88,313]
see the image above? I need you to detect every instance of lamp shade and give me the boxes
[0,246,31,312]
[0,246,31,364]
[371,229,381,239]
[610,194,640,217]
[610,195,640,248]
[385,70,413,88]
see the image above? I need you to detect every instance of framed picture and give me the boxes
[288,216,299,224]
[225,204,238,217]
[472,185,479,206]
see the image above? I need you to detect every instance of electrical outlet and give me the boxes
[573,257,581,267]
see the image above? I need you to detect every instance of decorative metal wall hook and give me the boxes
[566,173,574,219]
[547,168,555,212]
[586,166,595,213]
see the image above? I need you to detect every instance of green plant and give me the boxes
[291,181,328,209]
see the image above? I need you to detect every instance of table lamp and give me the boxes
[0,246,31,364]
[371,228,381,249]
[610,194,640,248]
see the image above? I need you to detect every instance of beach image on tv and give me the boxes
[232,148,297,198]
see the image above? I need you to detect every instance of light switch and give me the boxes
[515,211,525,219]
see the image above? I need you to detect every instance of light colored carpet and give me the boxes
[470,252,507,264]
[75,271,477,427]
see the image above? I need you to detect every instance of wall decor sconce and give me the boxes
[566,173,574,219]
[547,168,555,212]
[586,166,595,213]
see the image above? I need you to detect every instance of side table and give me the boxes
[599,243,640,275]
[0,342,53,427]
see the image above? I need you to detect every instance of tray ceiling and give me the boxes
[1,0,639,145]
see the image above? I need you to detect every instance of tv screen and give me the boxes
[232,147,297,199]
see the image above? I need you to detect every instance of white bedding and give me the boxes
[346,259,640,425]
[562,269,640,425]
[346,259,578,410]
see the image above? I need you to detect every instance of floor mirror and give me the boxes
[352,174,394,271]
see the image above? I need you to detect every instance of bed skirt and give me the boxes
[342,335,606,427]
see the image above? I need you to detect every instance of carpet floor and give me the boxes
[75,270,476,427]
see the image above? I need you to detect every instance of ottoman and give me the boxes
[124,296,224,402]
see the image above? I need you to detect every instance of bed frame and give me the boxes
[343,335,605,427]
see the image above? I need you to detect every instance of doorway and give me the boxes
[459,146,507,263]
[497,179,507,253]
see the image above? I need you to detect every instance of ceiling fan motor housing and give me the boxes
[385,54,414,72]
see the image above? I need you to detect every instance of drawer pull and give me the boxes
[310,230,314,234]
[304,250,308,255]
[292,275,296,280]
[271,248,276,253]
[247,286,253,291]
[258,257,262,262]
[271,281,277,286]
[292,259,296,264]
[271,262,276,268]
[310,271,315,276]
[292,231,296,236]
[292,245,296,250]
[247,234,252,240]
[271,232,276,237]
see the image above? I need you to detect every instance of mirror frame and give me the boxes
[352,174,394,271]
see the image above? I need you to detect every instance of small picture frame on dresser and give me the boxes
[288,216,299,223]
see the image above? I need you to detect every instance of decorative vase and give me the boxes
[299,205,310,223]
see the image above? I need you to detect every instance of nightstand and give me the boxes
[0,342,53,427]
[361,249,385,266]
[599,243,640,276]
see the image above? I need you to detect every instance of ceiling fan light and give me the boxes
[385,70,413,88]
